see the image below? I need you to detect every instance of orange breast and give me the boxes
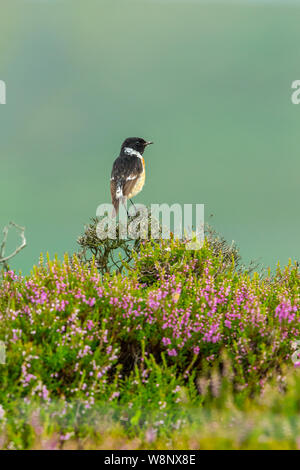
[127,159,146,199]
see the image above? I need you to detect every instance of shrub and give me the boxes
[0,238,299,406]
[76,215,257,277]
[0,233,299,448]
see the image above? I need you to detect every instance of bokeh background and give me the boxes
[0,0,299,273]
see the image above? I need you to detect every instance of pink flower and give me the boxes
[168,349,177,357]
[162,337,171,346]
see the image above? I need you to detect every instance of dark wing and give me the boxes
[110,179,118,216]
[110,155,143,216]
[111,155,143,197]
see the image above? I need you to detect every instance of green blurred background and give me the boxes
[0,0,299,273]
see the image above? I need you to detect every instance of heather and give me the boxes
[0,234,299,449]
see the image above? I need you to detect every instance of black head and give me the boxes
[121,137,153,155]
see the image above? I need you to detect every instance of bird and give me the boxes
[110,137,153,217]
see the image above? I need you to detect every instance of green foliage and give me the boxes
[76,215,255,278]
[0,234,299,448]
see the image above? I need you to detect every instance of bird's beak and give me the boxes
[145,141,154,146]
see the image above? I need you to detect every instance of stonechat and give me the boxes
[110,137,153,216]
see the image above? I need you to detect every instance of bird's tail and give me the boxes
[112,184,126,217]
[111,199,119,218]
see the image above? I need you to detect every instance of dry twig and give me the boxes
[0,222,27,270]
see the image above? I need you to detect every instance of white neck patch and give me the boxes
[124,147,142,159]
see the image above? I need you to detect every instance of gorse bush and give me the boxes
[76,215,257,277]
[0,234,299,448]
[76,211,162,275]
[77,216,142,275]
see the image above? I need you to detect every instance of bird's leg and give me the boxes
[121,197,130,218]
[129,199,138,217]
